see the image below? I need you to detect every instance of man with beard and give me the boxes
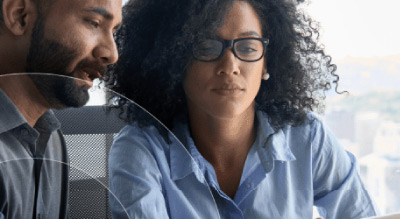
[0,0,122,218]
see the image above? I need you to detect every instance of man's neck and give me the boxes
[0,35,29,75]
[0,74,50,127]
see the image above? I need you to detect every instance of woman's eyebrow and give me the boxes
[238,31,261,37]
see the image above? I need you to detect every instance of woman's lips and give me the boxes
[211,84,245,96]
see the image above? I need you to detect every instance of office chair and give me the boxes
[54,106,126,218]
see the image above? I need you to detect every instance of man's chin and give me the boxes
[37,76,91,109]
[57,85,90,108]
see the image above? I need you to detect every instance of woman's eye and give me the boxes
[200,48,217,55]
[237,47,257,54]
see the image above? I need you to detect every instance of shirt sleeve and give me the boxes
[311,119,380,219]
[108,125,170,219]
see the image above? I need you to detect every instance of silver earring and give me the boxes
[263,73,270,80]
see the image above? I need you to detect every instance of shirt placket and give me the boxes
[16,125,51,219]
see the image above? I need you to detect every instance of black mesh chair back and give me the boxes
[54,106,126,219]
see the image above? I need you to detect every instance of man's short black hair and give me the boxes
[1,0,5,28]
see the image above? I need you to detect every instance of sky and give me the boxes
[122,0,400,60]
[305,0,400,59]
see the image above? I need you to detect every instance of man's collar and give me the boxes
[0,88,61,134]
[34,110,61,133]
[0,88,27,134]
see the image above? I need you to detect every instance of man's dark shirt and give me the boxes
[0,88,69,219]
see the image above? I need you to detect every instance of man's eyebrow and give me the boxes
[84,7,113,20]
[238,31,261,37]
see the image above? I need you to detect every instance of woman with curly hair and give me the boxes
[107,0,378,218]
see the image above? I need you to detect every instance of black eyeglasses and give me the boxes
[192,37,269,62]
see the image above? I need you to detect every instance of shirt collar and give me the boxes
[254,111,296,171]
[0,88,61,134]
[34,110,61,133]
[169,111,296,181]
[0,88,28,134]
[169,122,207,183]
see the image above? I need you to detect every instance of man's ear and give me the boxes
[2,0,37,36]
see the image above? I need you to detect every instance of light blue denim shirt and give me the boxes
[109,111,379,219]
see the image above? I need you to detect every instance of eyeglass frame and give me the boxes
[192,37,270,63]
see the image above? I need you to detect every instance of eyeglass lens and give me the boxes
[235,39,264,61]
[193,39,264,62]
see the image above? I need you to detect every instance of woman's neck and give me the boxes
[187,103,257,167]
[187,102,257,199]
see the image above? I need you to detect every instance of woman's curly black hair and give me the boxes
[105,0,340,133]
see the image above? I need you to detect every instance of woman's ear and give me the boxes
[2,0,37,36]
[261,58,267,80]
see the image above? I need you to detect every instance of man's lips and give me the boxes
[82,68,102,81]
[71,59,106,86]
[74,69,101,87]
[74,67,102,82]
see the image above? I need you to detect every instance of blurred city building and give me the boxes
[324,110,400,214]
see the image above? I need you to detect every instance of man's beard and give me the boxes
[26,17,106,108]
